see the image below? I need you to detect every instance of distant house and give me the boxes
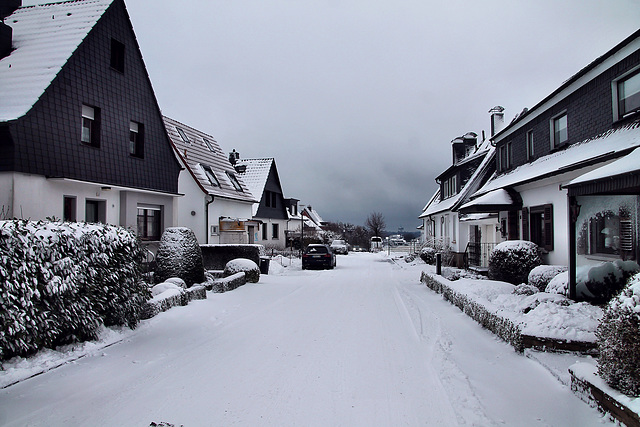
[235,157,290,250]
[461,29,640,298]
[0,0,181,245]
[419,127,496,268]
[163,117,258,244]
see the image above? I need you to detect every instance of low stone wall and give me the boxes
[201,244,262,270]
[140,285,207,320]
[421,271,597,354]
[570,362,640,426]
[206,272,247,293]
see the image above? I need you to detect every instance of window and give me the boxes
[226,171,243,191]
[272,223,279,239]
[526,130,534,160]
[129,121,144,158]
[210,225,219,236]
[202,165,220,187]
[265,191,277,208]
[81,104,100,147]
[63,196,76,222]
[551,112,568,148]
[527,204,553,251]
[615,69,640,120]
[110,38,125,73]
[203,137,215,152]
[262,224,268,240]
[137,206,162,241]
[85,200,106,223]
[498,142,512,171]
[176,127,190,144]
[442,175,457,199]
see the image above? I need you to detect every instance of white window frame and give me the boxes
[550,111,568,149]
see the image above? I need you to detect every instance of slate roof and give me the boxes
[474,121,640,197]
[163,116,257,203]
[0,0,113,122]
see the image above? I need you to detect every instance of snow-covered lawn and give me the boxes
[0,252,611,426]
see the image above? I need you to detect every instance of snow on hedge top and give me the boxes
[493,240,538,252]
[0,0,113,121]
[611,272,640,318]
[226,258,258,272]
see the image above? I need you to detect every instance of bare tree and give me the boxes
[365,212,386,237]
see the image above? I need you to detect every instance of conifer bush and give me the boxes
[488,240,542,285]
[596,272,640,396]
[154,227,205,287]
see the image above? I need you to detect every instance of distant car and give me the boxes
[370,236,383,252]
[330,239,349,254]
[302,244,336,270]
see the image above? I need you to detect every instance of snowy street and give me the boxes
[0,253,609,426]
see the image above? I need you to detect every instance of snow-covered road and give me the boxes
[0,253,609,426]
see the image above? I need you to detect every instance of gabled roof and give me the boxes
[237,158,273,202]
[0,0,113,122]
[303,206,326,227]
[474,121,640,197]
[419,141,495,218]
[163,116,257,203]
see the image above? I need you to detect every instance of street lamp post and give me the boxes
[299,204,305,257]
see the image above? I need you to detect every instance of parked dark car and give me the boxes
[302,244,336,270]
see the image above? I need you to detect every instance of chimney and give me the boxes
[228,149,239,165]
[0,0,21,60]
[489,106,505,137]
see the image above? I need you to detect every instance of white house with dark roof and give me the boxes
[235,157,290,250]
[0,0,181,243]
[163,117,259,244]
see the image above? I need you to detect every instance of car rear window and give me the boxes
[306,246,328,254]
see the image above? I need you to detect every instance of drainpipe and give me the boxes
[205,194,214,244]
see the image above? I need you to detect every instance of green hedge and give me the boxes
[0,220,150,360]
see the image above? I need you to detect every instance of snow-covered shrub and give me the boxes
[442,267,461,281]
[576,260,640,303]
[513,284,539,296]
[419,246,437,264]
[201,244,263,270]
[0,220,148,360]
[488,240,542,285]
[528,265,568,292]
[155,227,205,287]
[545,271,569,297]
[596,272,640,396]
[224,258,260,283]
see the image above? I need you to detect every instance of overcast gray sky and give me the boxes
[27,0,640,232]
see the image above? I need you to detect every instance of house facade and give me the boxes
[0,0,181,244]
[163,117,258,245]
[236,157,290,250]
[461,29,640,297]
[419,131,496,267]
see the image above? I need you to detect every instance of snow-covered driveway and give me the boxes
[0,253,609,426]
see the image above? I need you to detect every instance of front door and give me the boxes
[247,226,254,244]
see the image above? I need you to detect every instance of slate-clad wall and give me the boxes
[0,0,180,194]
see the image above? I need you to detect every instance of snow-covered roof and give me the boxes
[459,189,516,213]
[163,116,257,203]
[475,122,640,197]
[303,206,325,227]
[236,158,273,201]
[419,143,494,218]
[567,146,640,186]
[0,0,113,122]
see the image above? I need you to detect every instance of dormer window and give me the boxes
[442,175,457,199]
[202,165,220,187]
[176,127,190,144]
[497,142,512,172]
[226,171,243,191]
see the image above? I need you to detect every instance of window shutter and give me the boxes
[522,207,529,241]
[543,204,554,251]
[508,210,519,239]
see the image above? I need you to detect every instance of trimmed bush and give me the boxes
[224,258,260,283]
[576,260,640,304]
[528,265,567,292]
[0,220,149,360]
[201,244,263,270]
[155,227,205,287]
[546,271,569,297]
[596,272,640,396]
[419,246,437,264]
[488,240,542,285]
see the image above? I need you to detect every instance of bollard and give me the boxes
[436,252,442,275]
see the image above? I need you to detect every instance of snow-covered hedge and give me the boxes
[419,246,437,264]
[155,227,205,287]
[528,265,567,292]
[488,240,542,285]
[546,271,569,296]
[0,220,149,360]
[224,258,260,283]
[201,244,263,270]
[596,272,640,396]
